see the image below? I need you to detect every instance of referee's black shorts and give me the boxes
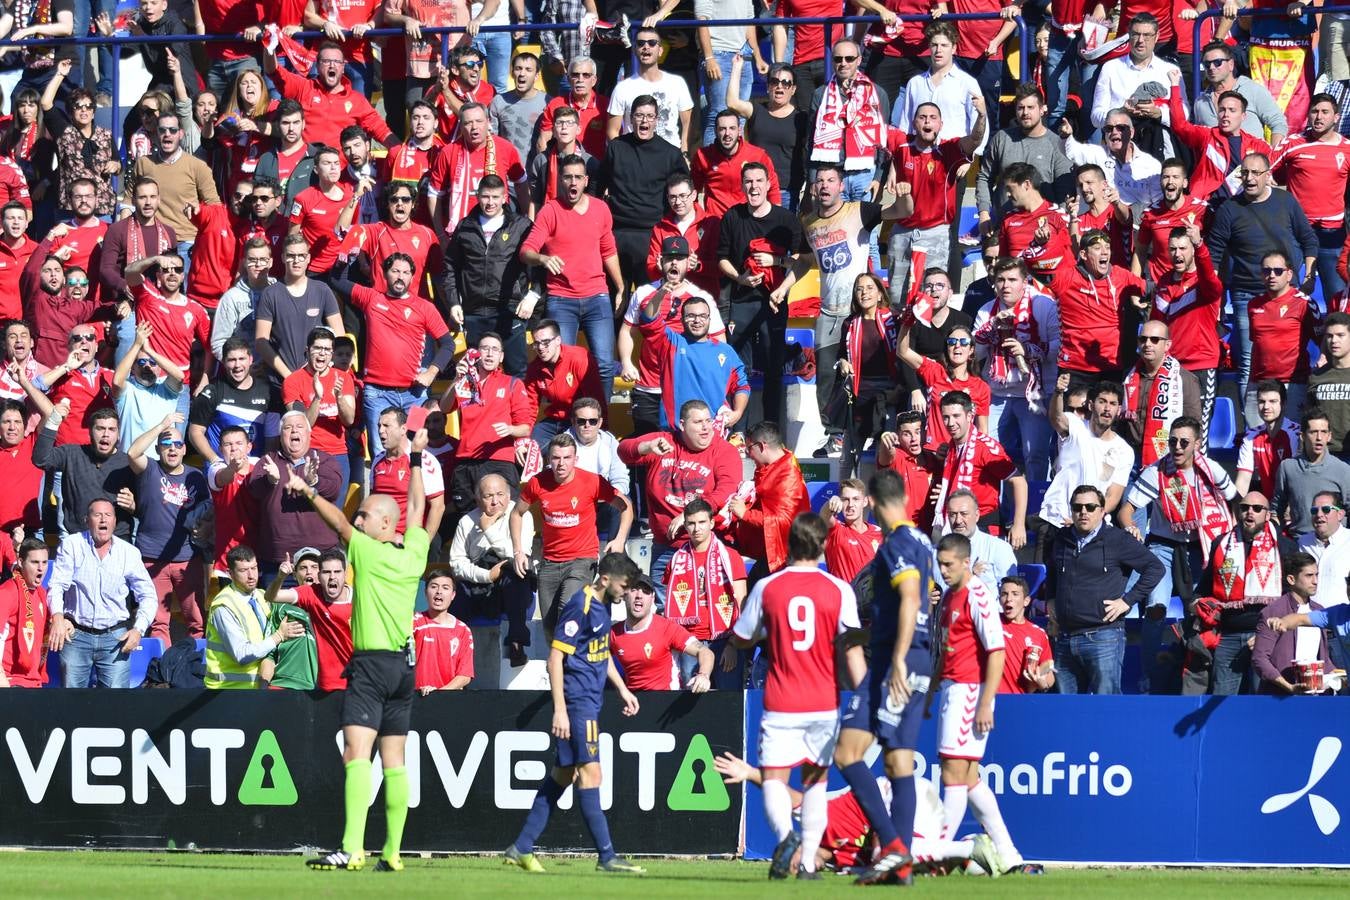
[341,651,415,736]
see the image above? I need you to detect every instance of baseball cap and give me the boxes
[294,547,322,565]
[631,575,656,595]
[660,235,690,258]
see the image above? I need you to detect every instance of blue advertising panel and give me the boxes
[744,692,1350,865]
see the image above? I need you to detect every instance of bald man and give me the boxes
[292,425,432,873]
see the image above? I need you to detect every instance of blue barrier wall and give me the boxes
[744,692,1350,865]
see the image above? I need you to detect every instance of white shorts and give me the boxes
[937,682,992,761]
[758,710,840,769]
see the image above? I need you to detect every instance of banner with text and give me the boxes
[744,692,1350,865]
[0,690,742,853]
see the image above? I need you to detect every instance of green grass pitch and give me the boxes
[5,852,1347,898]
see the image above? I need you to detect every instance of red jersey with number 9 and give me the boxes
[732,565,861,714]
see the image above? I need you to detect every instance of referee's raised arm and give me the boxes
[285,470,355,545]
[405,427,428,533]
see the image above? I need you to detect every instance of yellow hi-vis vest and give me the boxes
[204,585,269,689]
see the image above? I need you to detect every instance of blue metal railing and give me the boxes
[1190,5,1347,90]
[0,12,1027,163]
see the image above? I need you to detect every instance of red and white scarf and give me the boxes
[264,24,316,76]
[127,219,173,266]
[445,137,497,233]
[1123,354,1186,466]
[11,579,44,675]
[844,308,897,395]
[811,75,886,170]
[1209,522,1282,607]
[666,537,739,639]
[973,284,1046,411]
[933,428,997,528]
[1155,454,1234,557]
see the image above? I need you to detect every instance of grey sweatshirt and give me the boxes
[976,127,1076,215]
[1193,76,1288,143]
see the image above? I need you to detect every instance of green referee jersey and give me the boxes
[267,601,317,690]
[348,527,430,652]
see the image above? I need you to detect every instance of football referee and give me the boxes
[289,428,431,873]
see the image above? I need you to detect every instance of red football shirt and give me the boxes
[1272,133,1350,228]
[888,135,970,229]
[338,221,440,299]
[888,450,937,533]
[131,281,211,376]
[1236,418,1300,497]
[50,366,117,447]
[521,197,617,299]
[1077,204,1132,267]
[732,565,861,714]
[413,611,475,690]
[51,219,108,289]
[0,432,42,530]
[690,141,781,218]
[611,615,696,690]
[289,184,354,273]
[450,369,534,462]
[524,343,605,423]
[1138,197,1208,282]
[1051,264,1146,372]
[370,450,446,532]
[1001,200,1072,280]
[953,0,1006,59]
[348,285,449,388]
[281,365,355,456]
[519,468,618,562]
[540,93,610,159]
[940,434,1016,517]
[999,617,1053,694]
[1151,243,1224,370]
[0,578,48,687]
[917,358,991,450]
[1248,286,1319,381]
[824,521,884,585]
[292,583,353,692]
[208,461,259,575]
[937,577,1004,685]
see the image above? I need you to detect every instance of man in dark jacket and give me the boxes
[440,175,535,377]
[1046,484,1165,695]
[254,101,322,209]
[119,0,199,100]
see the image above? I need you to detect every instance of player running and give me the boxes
[504,552,647,875]
[300,427,431,873]
[731,513,867,880]
[834,468,934,885]
[932,532,1022,875]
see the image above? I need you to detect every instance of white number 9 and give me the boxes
[788,596,815,651]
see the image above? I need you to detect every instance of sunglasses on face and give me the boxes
[160,266,184,274]
[73,102,94,111]
[458,59,484,68]
[946,337,972,347]
[1312,504,1342,515]
[1203,58,1229,68]
[390,196,414,204]
[574,416,601,426]
[1071,502,1100,513]
[636,39,660,48]
[833,55,858,63]
[768,77,795,87]
[135,357,154,367]
[157,127,180,135]
[158,440,185,449]
[1104,124,1131,133]
[72,334,97,342]
[232,193,251,203]
[570,71,596,79]
[1139,335,1167,344]
[1238,503,1268,513]
[66,278,89,287]
[1168,437,1192,449]
[1261,266,1287,276]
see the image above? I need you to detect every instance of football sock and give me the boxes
[515,775,567,854]
[341,758,372,857]
[840,761,899,846]
[578,786,616,863]
[888,774,916,851]
[762,778,794,843]
[968,781,1016,857]
[798,781,828,873]
[940,783,969,841]
[381,766,409,862]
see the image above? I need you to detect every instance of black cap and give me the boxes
[632,575,657,595]
[660,235,691,258]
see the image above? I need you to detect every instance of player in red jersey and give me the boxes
[996,575,1054,694]
[269,548,353,692]
[413,572,474,693]
[732,513,866,880]
[611,575,714,692]
[0,538,49,687]
[1133,159,1208,284]
[932,533,1021,873]
[823,478,884,584]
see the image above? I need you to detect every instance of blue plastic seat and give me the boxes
[128,637,165,689]
[1209,396,1237,452]
[1017,563,1047,599]
[807,481,840,514]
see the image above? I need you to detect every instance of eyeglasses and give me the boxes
[318,58,345,67]
[1167,437,1192,449]
[574,416,601,426]
[667,191,694,203]
[72,102,94,111]
[636,39,660,48]
[833,54,859,63]
[458,59,484,68]
[1240,169,1270,178]
[157,126,180,135]
[632,111,657,121]
[232,192,251,203]
[684,312,711,321]
[66,278,89,287]
[1070,502,1100,513]
[245,257,271,266]
[1261,266,1287,276]
[251,195,275,203]
[72,333,97,342]
[768,77,795,87]
[285,252,310,260]
[1238,503,1268,513]
[160,266,183,274]
[946,337,972,347]
[1138,334,1167,344]
[1203,58,1230,68]
[1312,504,1343,515]
[158,440,185,449]
[1129,30,1157,40]
[535,335,560,346]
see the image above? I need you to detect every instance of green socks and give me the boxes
[382,766,410,862]
[341,758,373,857]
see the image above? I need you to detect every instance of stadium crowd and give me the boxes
[0,0,1349,703]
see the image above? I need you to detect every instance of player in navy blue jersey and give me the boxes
[504,552,647,875]
[833,468,936,885]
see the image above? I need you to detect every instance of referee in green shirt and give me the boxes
[290,427,431,873]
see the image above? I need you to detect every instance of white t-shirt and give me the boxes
[1041,415,1136,525]
[609,71,695,148]
[470,0,509,27]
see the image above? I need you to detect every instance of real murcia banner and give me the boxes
[0,690,743,854]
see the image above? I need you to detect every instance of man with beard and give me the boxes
[124,252,213,405]
[42,179,108,295]
[101,178,176,359]
[1042,375,1134,532]
[340,183,441,303]
[691,110,779,218]
[33,405,135,539]
[256,102,323,208]
[379,100,442,201]
[977,85,1072,236]
[131,113,219,271]
[1133,159,1208,284]
[1050,229,1148,385]
[645,173,720,301]
[1150,223,1223,435]
[1274,93,1350,299]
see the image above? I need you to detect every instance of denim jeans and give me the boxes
[1212,629,1257,695]
[343,60,373,98]
[988,394,1054,481]
[1228,288,1258,403]
[1044,31,1100,131]
[549,293,616,402]
[62,626,132,688]
[1315,224,1346,299]
[362,383,428,457]
[93,0,118,95]
[649,540,676,609]
[463,311,528,377]
[677,634,746,690]
[176,240,194,284]
[531,417,566,448]
[700,48,755,145]
[1054,627,1125,694]
[474,32,513,93]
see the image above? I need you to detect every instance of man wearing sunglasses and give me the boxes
[262,38,394,152]
[125,411,210,644]
[1047,484,1163,694]
[607,27,694,152]
[125,253,214,414]
[342,183,441,303]
[1244,250,1319,424]
[1296,491,1350,616]
[1192,41,1286,146]
[131,113,221,281]
[1060,109,1163,210]
[1118,320,1199,468]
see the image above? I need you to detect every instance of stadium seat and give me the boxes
[1209,397,1237,452]
[806,481,840,513]
[1125,595,1185,619]
[128,637,165,688]
[1017,563,1046,599]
